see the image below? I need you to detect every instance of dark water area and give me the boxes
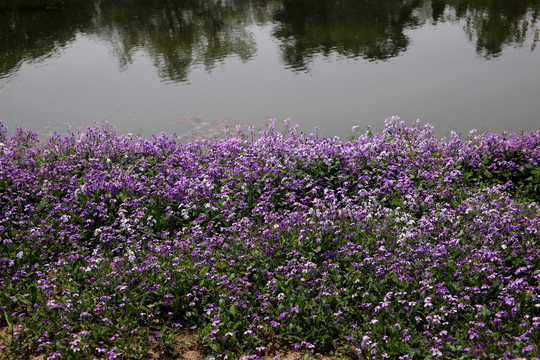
[0,0,539,141]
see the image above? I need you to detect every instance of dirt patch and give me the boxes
[0,326,45,360]
[1,327,341,360]
[173,331,203,360]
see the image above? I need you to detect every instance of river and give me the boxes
[1,0,539,141]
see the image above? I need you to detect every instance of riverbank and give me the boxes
[1,117,539,359]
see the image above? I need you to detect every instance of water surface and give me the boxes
[1,0,539,140]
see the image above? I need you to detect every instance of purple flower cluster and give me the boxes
[0,117,539,359]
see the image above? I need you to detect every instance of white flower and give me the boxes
[126,249,136,263]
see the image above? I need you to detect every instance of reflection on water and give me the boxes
[435,0,539,58]
[1,0,538,82]
[274,0,539,70]
[0,0,87,81]
[0,0,278,83]
[273,0,424,70]
[89,0,270,82]
[0,0,538,139]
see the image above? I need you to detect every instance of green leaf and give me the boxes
[3,310,13,330]
[199,266,209,277]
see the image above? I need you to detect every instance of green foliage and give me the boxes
[1,122,539,359]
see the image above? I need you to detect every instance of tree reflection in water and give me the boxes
[0,0,538,82]
[272,0,423,70]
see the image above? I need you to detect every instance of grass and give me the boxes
[0,116,539,359]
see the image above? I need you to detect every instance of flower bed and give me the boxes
[0,117,539,359]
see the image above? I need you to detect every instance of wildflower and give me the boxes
[107,349,121,359]
[47,352,62,359]
[126,249,136,263]
[361,335,371,348]
[70,338,81,349]
[431,347,442,358]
